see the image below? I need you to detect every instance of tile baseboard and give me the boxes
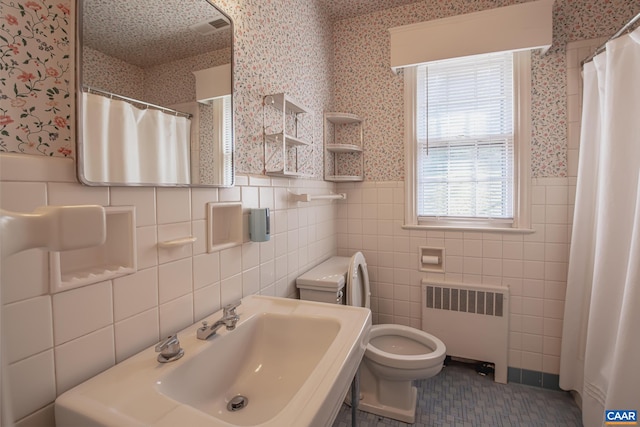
[508,367,562,391]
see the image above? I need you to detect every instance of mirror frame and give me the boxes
[74,0,235,187]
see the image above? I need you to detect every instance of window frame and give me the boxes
[404,50,532,232]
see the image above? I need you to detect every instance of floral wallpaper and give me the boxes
[1,0,638,178]
[82,46,144,100]
[143,48,231,107]
[83,44,231,106]
[332,0,640,179]
[1,0,333,178]
[1,0,73,157]
[220,0,333,177]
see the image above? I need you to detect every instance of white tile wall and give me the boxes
[0,154,337,425]
[54,326,115,394]
[1,38,598,423]
[337,177,574,376]
[114,308,159,362]
[3,296,53,364]
[8,350,56,420]
[52,281,113,345]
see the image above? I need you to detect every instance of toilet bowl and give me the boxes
[365,323,446,379]
[358,322,445,422]
[296,252,446,424]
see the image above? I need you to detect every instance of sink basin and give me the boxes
[159,312,341,424]
[55,295,371,427]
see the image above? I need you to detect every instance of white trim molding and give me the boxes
[389,0,554,71]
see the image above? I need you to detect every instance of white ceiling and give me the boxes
[83,0,232,68]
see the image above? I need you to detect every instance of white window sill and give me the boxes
[402,224,535,234]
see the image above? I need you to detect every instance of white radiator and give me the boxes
[422,280,509,383]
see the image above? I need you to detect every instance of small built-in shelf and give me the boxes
[419,246,445,273]
[324,112,364,182]
[207,202,242,253]
[50,206,136,293]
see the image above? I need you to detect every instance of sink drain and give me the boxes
[227,395,248,412]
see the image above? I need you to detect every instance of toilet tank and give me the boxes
[296,256,350,304]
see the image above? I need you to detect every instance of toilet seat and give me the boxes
[347,251,371,308]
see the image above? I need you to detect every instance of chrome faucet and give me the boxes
[155,334,184,362]
[197,301,241,340]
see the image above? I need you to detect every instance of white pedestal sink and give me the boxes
[55,295,371,427]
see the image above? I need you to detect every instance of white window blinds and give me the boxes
[416,52,514,220]
[212,95,234,184]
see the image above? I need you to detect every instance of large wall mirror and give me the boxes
[76,0,234,186]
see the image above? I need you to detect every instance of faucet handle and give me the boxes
[223,300,241,316]
[155,334,184,363]
[155,334,178,352]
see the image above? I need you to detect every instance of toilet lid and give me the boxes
[347,252,371,308]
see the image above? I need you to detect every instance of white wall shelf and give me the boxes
[264,169,312,178]
[263,93,313,177]
[324,112,364,182]
[264,132,311,147]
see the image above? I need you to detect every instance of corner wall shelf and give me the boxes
[324,112,364,182]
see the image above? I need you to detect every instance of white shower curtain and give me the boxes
[560,27,640,427]
[82,92,191,184]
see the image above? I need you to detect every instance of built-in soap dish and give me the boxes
[207,202,242,253]
[419,246,445,273]
[50,206,136,293]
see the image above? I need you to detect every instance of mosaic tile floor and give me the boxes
[332,362,583,427]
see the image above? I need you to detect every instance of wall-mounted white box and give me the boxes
[207,202,242,253]
[50,206,136,293]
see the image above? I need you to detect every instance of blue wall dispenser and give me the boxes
[249,208,270,242]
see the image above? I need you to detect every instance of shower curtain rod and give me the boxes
[581,11,640,66]
[82,86,193,119]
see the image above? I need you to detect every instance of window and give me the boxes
[404,51,531,230]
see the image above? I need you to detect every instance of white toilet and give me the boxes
[296,252,446,424]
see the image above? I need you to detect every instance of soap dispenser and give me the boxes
[249,208,270,242]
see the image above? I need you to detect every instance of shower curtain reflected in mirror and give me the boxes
[560,27,640,427]
[82,92,191,185]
